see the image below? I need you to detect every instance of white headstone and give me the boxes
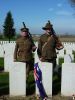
[61,63,75,96]
[9,62,26,96]
[3,43,15,71]
[0,45,4,57]
[57,49,64,58]
[64,54,72,63]
[66,49,72,55]
[36,62,52,97]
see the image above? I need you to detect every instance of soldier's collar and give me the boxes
[45,33,51,36]
[21,36,28,39]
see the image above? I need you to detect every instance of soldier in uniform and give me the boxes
[37,20,57,70]
[14,24,36,79]
[37,20,64,96]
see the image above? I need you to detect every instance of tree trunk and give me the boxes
[9,36,10,43]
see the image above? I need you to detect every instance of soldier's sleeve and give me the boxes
[14,40,19,60]
[32,45,37,52]
[37,38,42,58]
[30,39,36,52]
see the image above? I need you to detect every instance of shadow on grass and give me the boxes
[0,85,9,96]
[0,66,4,72]
[0,72,9,96]
[26,71,35,96]
[26,83,35,96]
[52,65,62,96]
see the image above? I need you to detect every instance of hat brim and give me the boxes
[20,28,29,32]
[42,27,52,30]
[42,24,53,30]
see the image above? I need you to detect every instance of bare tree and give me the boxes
[69,0,75,7]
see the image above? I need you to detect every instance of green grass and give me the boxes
[59,58,64,66]
[0,72,9,95]
[64,50,66,54]
[72,50,75,62]
[0,57,4,70]
[0,72,9,83]
[26,71,35,95]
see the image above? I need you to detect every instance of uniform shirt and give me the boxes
[37,33,57,60]
[14,36,35,62]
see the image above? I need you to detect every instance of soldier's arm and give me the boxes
[14,41,19,61]
[32,45,37,52]
[37,38,42,58]
[30,38,37,52]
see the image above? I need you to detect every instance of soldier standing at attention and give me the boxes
[14,24,36,79]
[37,20,63,96]
[37,20,57,70]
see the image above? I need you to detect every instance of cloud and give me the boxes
[48,8,54,11]
[57,3,62,7]
[56,11,72,16]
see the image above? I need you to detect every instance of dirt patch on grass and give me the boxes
[0,94,73,100]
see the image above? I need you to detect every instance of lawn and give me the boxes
[72,50,75,62]
[0,57,4,70]
[0,72,9,96]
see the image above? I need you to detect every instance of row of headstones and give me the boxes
[9,62,52,97]
[0,42,75,74]
[7,62,75,97]
[0,41,75,56]
[9,53,75,97]
[34,44,75,97]
[0,41,75,44]
[5,43,75,97]
[0,43,52,96]
[0,41,15,45]
[0,42,75,97]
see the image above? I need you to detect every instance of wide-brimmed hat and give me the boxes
[42,20,53,30]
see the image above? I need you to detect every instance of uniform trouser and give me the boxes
[26,60,33,79]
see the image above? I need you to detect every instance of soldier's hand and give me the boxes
[39,57,45,62]
[56,51,59,54]
[32,46,37,52]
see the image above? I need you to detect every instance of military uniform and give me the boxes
[37,21,58,96]
[37,21,57,69]
[37,33,57,60]
[14,37,34,62]
[14,25,36,78]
